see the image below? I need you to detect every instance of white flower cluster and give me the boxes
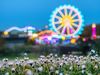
[0,54,100,75]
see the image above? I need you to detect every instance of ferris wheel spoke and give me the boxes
[73,19,80,22]
[53,20,61,25]
[68,9,73,16]
[66,26,70,34]
[64,8,67,15]
[61,25,66,34]
[57,25,63,30]
[72,13,78,19]
[58,10,64,17]
[69,25,75,32]
[72,23,78,27]
[55,16,62,20]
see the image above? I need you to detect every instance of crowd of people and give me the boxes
[0,51,100,75]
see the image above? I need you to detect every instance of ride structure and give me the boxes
[49,5,85,38]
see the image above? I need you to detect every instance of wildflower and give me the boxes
[11,67,15,73]
[55,70,59,74]
[5,72,9,75]
[69,66,73,70]
[81,70,85,74]
[38,66,43,72]
[25,69,33,75]
[82,64,86,70]
[59,72,63,75]
[24,57,29,61]
[87,73,92,75]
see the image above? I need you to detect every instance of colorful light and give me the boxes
[83,38,86,42]
[70,38,76,44]
[62,36,66,40]
[92,23,97,39]
[48,36,52,41]
[92,24,96,28]
[32,33,38,38]
[49,5,84,38]
[3,32,9,36]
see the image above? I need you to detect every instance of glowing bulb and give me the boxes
[71,38,76,44]
[48,37,52,40]
[62,36,66,40]
[92,23,96,28]
[83,38,86,42]
[32,34,38,38]
[3,32,9,36]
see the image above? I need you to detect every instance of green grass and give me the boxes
[0,53,39,60]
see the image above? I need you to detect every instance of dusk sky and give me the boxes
[0,0,100,30]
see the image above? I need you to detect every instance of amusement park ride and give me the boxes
[2,5,90,45]
[49,5,84,38]
[39,5,85,44]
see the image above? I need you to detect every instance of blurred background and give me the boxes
[0,0,100,59]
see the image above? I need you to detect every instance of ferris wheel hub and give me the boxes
[61,15,73,26]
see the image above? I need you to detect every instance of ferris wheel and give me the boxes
[49,5,84,37]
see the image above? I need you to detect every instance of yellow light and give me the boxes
[61,15,74,26]
[92,23,96,28]
[62,36,66,40]
[32,33,38,38]
[71,38,76,44]
[3,32,9,36]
